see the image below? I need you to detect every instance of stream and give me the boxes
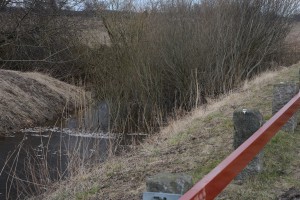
[0,129,111,199]
[0,101,115,199]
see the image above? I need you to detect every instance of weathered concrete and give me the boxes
[79,101,110,132]
[90,101,109,132]
[146,172,193,195]
[272,82,299,133]
[233,109,264,180]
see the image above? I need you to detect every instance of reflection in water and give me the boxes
[0,131,111,199]
[67,101,110,133]
[0,101,112,199]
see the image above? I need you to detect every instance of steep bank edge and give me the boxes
[38,63,300,200]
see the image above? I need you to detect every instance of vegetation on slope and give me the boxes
[87,0,300,133]
[1,0,300,135]
[36,63,300,200]
[0,70,84,134]
[1,0,300,199]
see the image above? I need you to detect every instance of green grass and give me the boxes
[178,64,300,199]
[218,129,300,199]
[168,131,190,146]
[215,65,300,199]
[192,158,224,182]
[75,185,100,200]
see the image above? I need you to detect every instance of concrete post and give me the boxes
[272,82,299,133]
[144,172,193,199]
[84,101,110,133]
[233,109,264,180]
[94,101,110,132]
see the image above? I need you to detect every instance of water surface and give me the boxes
[0,130,110,199]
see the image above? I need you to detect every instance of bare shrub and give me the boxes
[0,6,87,79]
[87,0,300,134]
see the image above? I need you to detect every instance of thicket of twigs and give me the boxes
[0,6,87,79]
[1,0,300,134]
[1,1,300,198]
[88,0,300,133]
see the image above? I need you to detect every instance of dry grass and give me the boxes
[0,70,85,134]
[286,22,300,46]
[284,22,300,64]
[36,62,300,200]
[61,15,111,47]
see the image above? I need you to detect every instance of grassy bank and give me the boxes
[89,0,298,133]
[0,70,84,135]
[36,63,300,199]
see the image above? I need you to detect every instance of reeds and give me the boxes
[0,90,112,199]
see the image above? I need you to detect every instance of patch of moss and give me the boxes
[168,131,189,145]
[75,185,100,200]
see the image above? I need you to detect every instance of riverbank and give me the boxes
[35,63,300,199]
[0,70,84,135]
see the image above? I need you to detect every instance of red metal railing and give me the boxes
[179,91,300,200]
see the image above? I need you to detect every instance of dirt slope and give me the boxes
[0,70,84,134]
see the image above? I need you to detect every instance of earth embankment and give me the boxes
[0,70,84,134]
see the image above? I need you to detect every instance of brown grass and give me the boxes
[35,62,300,200]
[0,70,84,134]
[286,22,300,45]
[284,22,300,64]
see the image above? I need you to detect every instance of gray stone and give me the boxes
[279,187,300,200]
[233,109,264,180]
[272,82,299,133]
[66,116,78,130]
[83,101,110,132]
[65,100,110,133]
[93,101,110,132]
[146,173,193,195]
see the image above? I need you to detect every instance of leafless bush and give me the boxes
[0,5,88,79]
[87,0,300,134]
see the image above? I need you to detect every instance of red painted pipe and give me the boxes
[180,92,300,200]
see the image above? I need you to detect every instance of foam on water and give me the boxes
[20,127,114,139]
